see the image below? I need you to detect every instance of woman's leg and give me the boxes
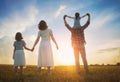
[47,66,50,75]
[20,66,23,75]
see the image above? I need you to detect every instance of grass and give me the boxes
[0,65,120,82]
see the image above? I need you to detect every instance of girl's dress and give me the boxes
[37,28,54,68]
[13,40,26,67]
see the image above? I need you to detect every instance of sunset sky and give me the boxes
[0,0,120,66]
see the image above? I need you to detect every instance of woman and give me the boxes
[32,20,58,75]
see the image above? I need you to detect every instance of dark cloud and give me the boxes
[97,47,120,53]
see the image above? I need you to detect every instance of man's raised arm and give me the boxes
[63,15,72,31]
[82,13,90,30]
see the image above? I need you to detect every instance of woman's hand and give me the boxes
[56,44,59,50]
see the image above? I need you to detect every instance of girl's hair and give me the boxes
[75,12,80,19]
[38,20,48,30]
[15,32,23,41]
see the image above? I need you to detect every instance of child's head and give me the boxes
[15,32,23,41]
[38,20,48,30]
[75,12,80,19]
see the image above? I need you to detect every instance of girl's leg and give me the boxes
[15,66,18,74]
[20,66,23,75]
[47,66,50,75]
[38,67,41,75]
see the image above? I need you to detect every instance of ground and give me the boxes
[0,65,120,82]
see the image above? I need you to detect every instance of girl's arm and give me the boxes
[66,15,75,19]
[24,46,32,51]
[13,47,16,59]
[80,14,87,19]
[51,35,58,49]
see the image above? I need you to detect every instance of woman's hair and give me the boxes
[15,32,23,41]
[75,12,80,19]
[38,20,48,30]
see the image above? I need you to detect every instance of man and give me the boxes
[63,13,90,74]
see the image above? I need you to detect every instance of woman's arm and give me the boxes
[32,36,40,51]
[51,34,58,49]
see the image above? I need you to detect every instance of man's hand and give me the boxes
[86,13,90,16]
[63,15,67,20]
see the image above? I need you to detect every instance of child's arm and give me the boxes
[24,46,32,51]
[13,47,16,59]
[80,14,87,19]
[66,15,75,19]
[51,35,58,49]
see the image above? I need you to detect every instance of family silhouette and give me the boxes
[13,12,91,75]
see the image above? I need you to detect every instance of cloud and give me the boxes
[0,36,13,64]
[91,11,114,29]
[0,5,38,38]
[55,5,66,18]
[0,5,39,64]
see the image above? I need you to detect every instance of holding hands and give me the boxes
[31,47,34,52]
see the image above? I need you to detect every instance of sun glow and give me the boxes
[54,48,75,66]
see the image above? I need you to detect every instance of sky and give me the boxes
[0,0,120,66]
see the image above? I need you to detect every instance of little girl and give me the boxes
[66,12,87,28]
[13,32,32,75]
[32,20,58,75]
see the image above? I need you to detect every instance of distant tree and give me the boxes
[116,62,120,66]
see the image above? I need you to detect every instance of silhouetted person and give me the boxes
[63,13,90,74]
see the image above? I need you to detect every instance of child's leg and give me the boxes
[15,66,18,73]
[47,66,50,75]
[20,66,23,75]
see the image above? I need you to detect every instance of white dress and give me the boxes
[37,29,54,68]
[13,40,26,68]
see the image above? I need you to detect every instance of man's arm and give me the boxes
[63,15,72,31]
[81,13,90,30]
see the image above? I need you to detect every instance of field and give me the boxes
[0,65,120,82]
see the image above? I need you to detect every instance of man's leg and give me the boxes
[80,46,89,73]
[73,48,80,73]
